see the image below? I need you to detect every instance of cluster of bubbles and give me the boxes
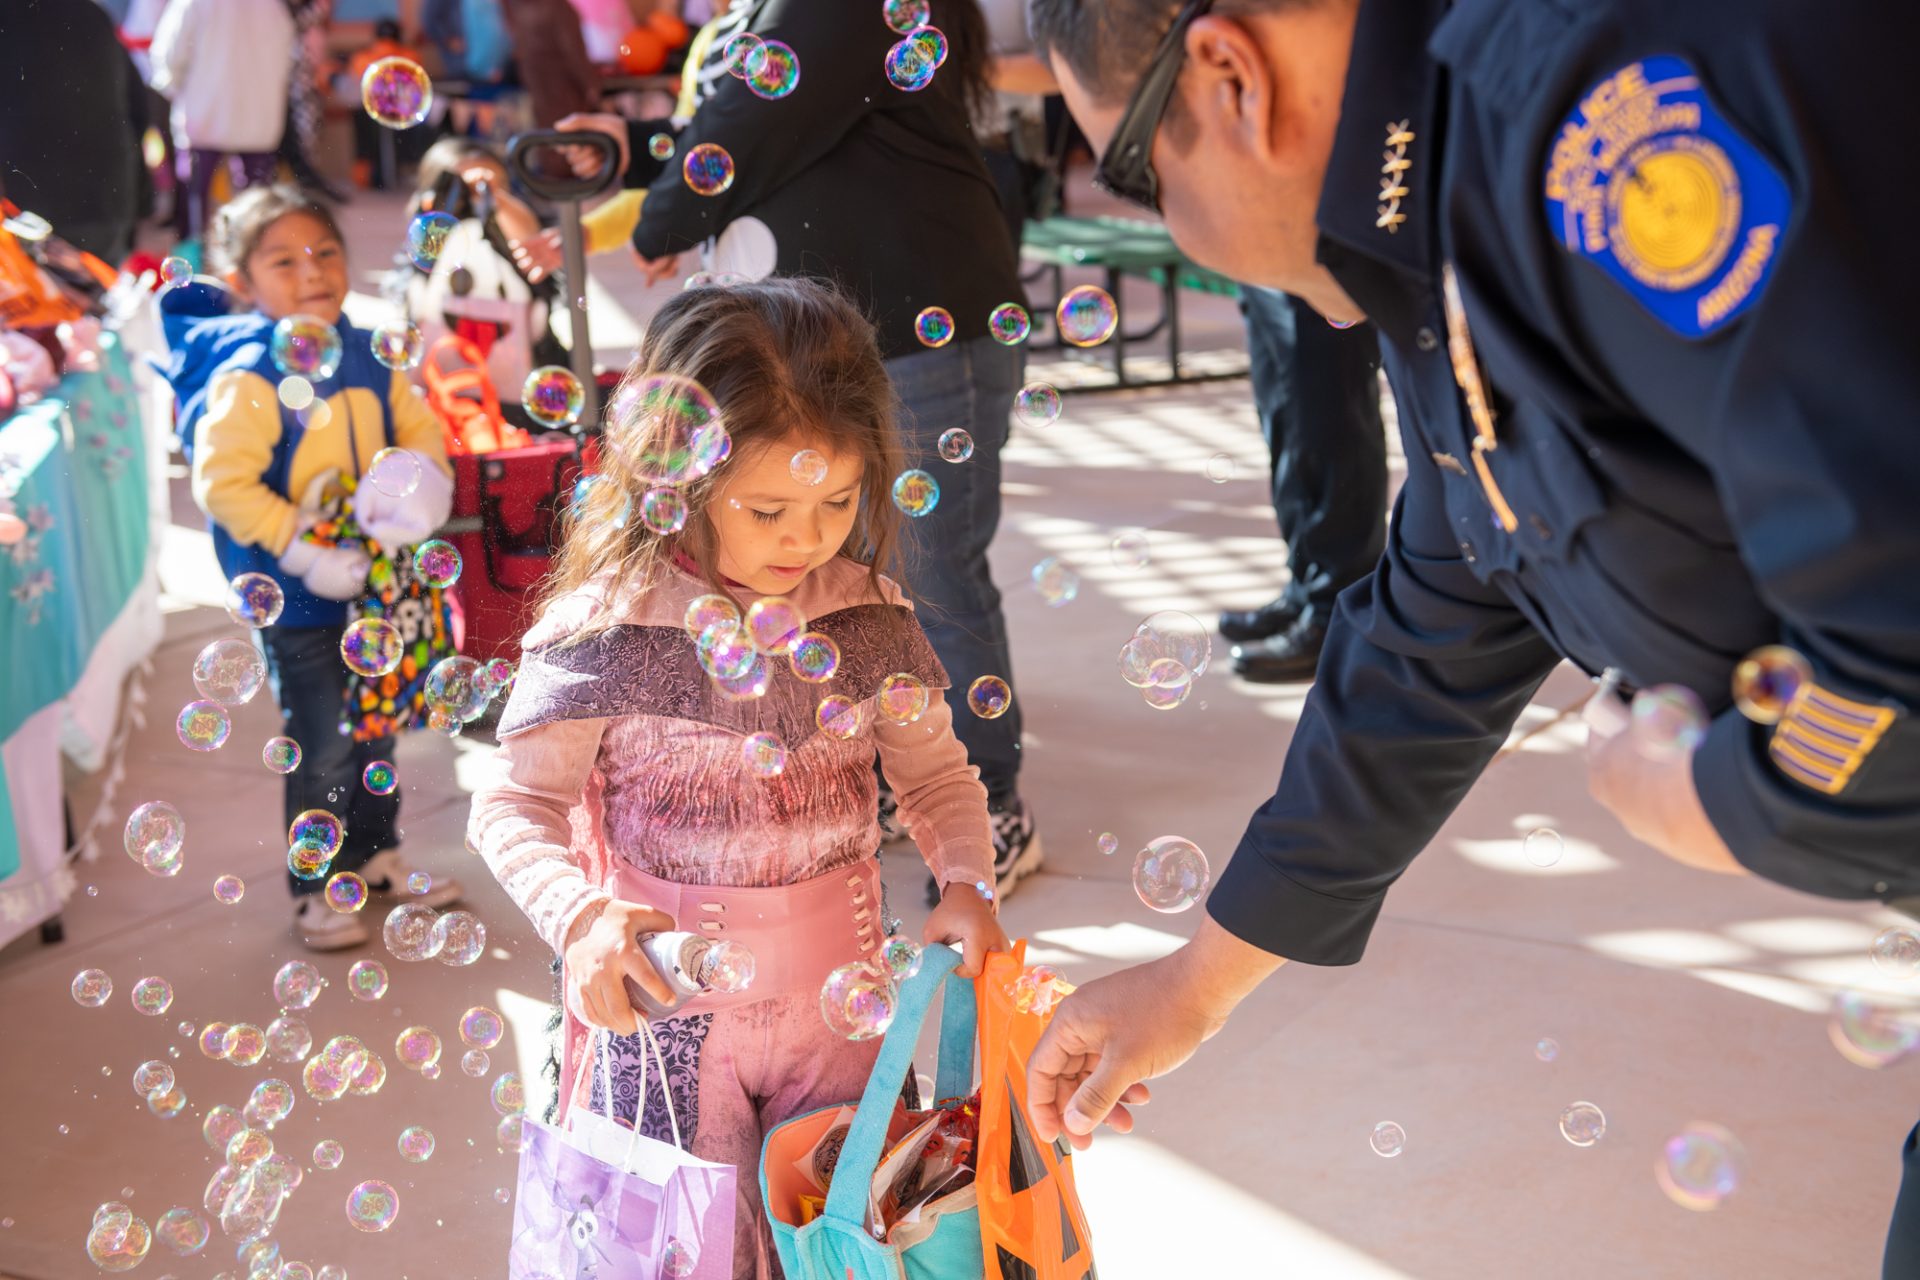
[820,944,910,1040]
[607,372,733,487]
[1007,963,1076,1017]
[125,801,186,877]
[1117,610,1212,711]
[382,901,488,966]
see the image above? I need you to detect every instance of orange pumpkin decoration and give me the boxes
[645,11,690,48]
[615,26,668,75]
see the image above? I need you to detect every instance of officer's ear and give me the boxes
[1184,15,1278,162]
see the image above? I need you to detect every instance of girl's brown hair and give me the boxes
[207,184,345,279]
[541,277,909,642]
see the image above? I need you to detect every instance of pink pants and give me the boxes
[590,858,888,1279]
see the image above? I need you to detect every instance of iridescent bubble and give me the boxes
[426,655,491,722]
[746,597,807,655]
[154,1205,209,1257]
[1132,836,1210,912]
[370,322,425,373]
[878,935,923,981]
[663,1238,699,1278]
[721,31,765,77]
[72,968,112,1007]
[877,672,930,725]
[1057,284,1119,347]
[1118,610,1213,686]
[1031,557,1079,606]
[697,621,758,681]
[884,37,936,91]
[262,737,301,774]
[1559,1101,1607,1146]
[395,1026,443,1071]
[85,1206,151,1271]
[914,306,954,348]
[967,675,1012,720]
[148,1086,187,1118]
[714,656,773,703]
[745,39,800,99]
[1828,990,1920,1068]
[431,910,487,966]
[360,55,432,128]
[1141,659,1194,711]
[274,960,324,1010]
[203,1106,243,1151]
[348,1050,389,1097]
[198,1022,231,1060]
[883,0,929,32]
[1523,827,1564,868]
[460,1006,504,1049]
[1658,1123,1746,1211]
[1535,1037,1561,1063]
[345,1180,399,1233]
[820,960,897,1040]
[407,870,432,895]
[325,871,368,913]
[462,1048,491,1077]
[892,468,940,518]
[683,143,736,196]
[498,1113,528,1152]
[648,132,675,161]
[1872,926,1920,979]
[1370,1121,1406,1158]
[790,632,841,683]
[131,975,174,1015]
[289,809,345,858]
[279,374,315,411]
[640,485,689,535]
[1204,452,1236,484]
[384,902,442,961]
[1013,381,1061,427]
[1629,683,1708,759]
[226,1128,273,1171]
[193,637,267,704]
[490,1072,526,1116]
[521,364,584,429]
[790,448,829,486]
[931,428,976,464]
[988,302,1030,345]
[339,616,403,678]
[346,959,389,1001]
[1097,832,1118,856]
[485,657,515,698]
[405,211,457,271]
[362,760,397,796]
[159,255,192,288]
[569,472,633,529]
[608,372,731,485]
[271,314,342,380]
[397,1125,436,1163]
[817,694,863,740]
[1110,531,1150,570]
[912,25,949,67]
[125,801,185,874]
[133,1060,176,1098]
[1732,644,1812,724]
[413,538,462,589]
[266,1015,312,1062]
[313,1139,345,1170]
[741,732,788,778]
[684,593,739,642]
[290,839,332,880]
[177,699,232,752]
[247,1079,296,1127]
[226,572,285,628]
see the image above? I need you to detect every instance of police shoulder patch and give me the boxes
[1543,54,1790,339]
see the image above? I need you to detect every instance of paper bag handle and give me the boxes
[591,1021,684,1155]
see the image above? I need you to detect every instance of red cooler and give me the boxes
[444,434,584,665]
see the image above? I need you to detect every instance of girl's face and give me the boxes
[708,438,864,596]
[229,212,348,324]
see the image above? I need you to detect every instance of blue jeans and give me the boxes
[884,337,1025,800]
[256,624,401,897]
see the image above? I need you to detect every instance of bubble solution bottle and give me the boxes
[624,933,757,1017]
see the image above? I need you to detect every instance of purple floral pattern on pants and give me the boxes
[591,1013,715,1147]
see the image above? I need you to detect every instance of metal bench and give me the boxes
[1020,215,1248,391]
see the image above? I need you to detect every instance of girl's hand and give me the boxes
[511,227,563,283]
[922,882,1010,979]
[563,900,677,1036]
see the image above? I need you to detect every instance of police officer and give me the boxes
[1019,0,1920,1268]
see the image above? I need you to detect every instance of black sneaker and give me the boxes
[924,796,1045,907]
[1219,596,1302,644]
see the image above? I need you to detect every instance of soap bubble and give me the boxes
[1369,1121,1406,1158]
[790,448,829,486]
[394,1026,443,1071]
[714,656,772,702]
[1523,827,1564,868]
[247,1079,296,1128]
[1204,452,1237,484]
[1657,1123,1746,1211]
[883,0,929,32]
[407,871,432,895]
[491,1072,526,1116]
[131,975,174,1015]
[884,37,936,91]
[202,1107,242,1152]
[1731,644,1812,724]
[290,846,331,884]
[683,143,737,196]
[154,1205,209,1256]
[790,632,841,683]
[369,323,425,372]
[1057,285,1119,347]
[227,1128,273,1169]
[158,255,192,288]
[405,211,457,270]
[413,539,462,588]
[701,939,757,993]
[460,1006,505,1049]
[125,801,185,874]
[345,1180,399,1232]
[360,56,432,127]
[348,1049,389,1096]
[397,1125,436,1163]
[1140,658,1194,711]
[266,1015,312,1062]
[892,468,940,517]
[326,871,368,912]
[648,132,674,160]
[1031,557,1079,606]
[1828,990,1920,1068]
[697,621,757,681]
[522,364,585,429]
[72,968,113,1007]
[912,25,949,67]
[148,1086,187,1118]
[346,959,389,1001]
[271,314,342,380]
[684,593,739,641]
[966,675,1012,720]
[133,1060,176,1098]
[426,655,491,722]
[289,809,345,858]
[484,657,515,697]
[745,39,800,99]
[914,306,954,348]
[721,31,765,77]
[274,960,324,1010]
[817,694,863,740]
[462,1049,491,1077]
[640,485,689,535]
[607,372,731,485]
[385,902,442,961]
[988,302,1031,345]
[227,1026,269,1066]
[1559,1101,1608,1147]
[1013,381,1061,427]
[1132,836,1210,912]
[1629,683,1709,759]
[197,1022,231,1060]
[1871,927,1920,979]
[193,637,267,704]
[85,1205,151,1271]
[1118,610,1213,687]
[177,700,232,751]
[663,1238,699,1278]
[746,597,807,655]
[226,572,285,627]
[262,737,301,774]
[877,672,930,725]
[1535,1037,1561,1063]
[742,732,788,778]
[937,428,974,463]
[1097,832,1118,856]
[431,910,487,965]
[879,935,923,981]
[339,617,403,677]
[820,960,897,1040]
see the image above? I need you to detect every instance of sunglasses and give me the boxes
[1091,0,1218,213]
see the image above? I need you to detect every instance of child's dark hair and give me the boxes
[541,277,910,641]
[208,185,345,279]
[374,18,401,39]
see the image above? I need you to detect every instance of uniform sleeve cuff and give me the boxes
[1206,838,1385,966]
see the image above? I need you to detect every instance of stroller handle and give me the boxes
[506,130,622,203]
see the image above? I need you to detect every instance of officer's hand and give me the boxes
[1584,694,1747,876]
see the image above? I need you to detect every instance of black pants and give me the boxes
[1887,1120,1920,1277]
[1239,285,1388,621]
[256,624,400,897]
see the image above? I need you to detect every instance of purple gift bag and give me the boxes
[510,1024,736,1280]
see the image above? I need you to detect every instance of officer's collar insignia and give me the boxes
[1543,55,1790,339]
[1770,681,1898,797]
[1377,120,1415,232]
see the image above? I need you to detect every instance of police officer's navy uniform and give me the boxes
[1203,0,1920,1264]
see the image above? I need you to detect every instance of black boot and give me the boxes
[1218,596,1302,644]
[1231,614,1330,684]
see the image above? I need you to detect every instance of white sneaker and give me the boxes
[360,848,465,910]
[297,896,370,951]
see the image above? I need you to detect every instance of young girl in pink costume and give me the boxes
[469,278,1008,1279]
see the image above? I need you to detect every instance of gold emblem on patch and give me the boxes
[1606,134,1741,291]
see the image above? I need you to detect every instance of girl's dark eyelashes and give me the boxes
[750,509,782,524]
[826,498,853,511]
